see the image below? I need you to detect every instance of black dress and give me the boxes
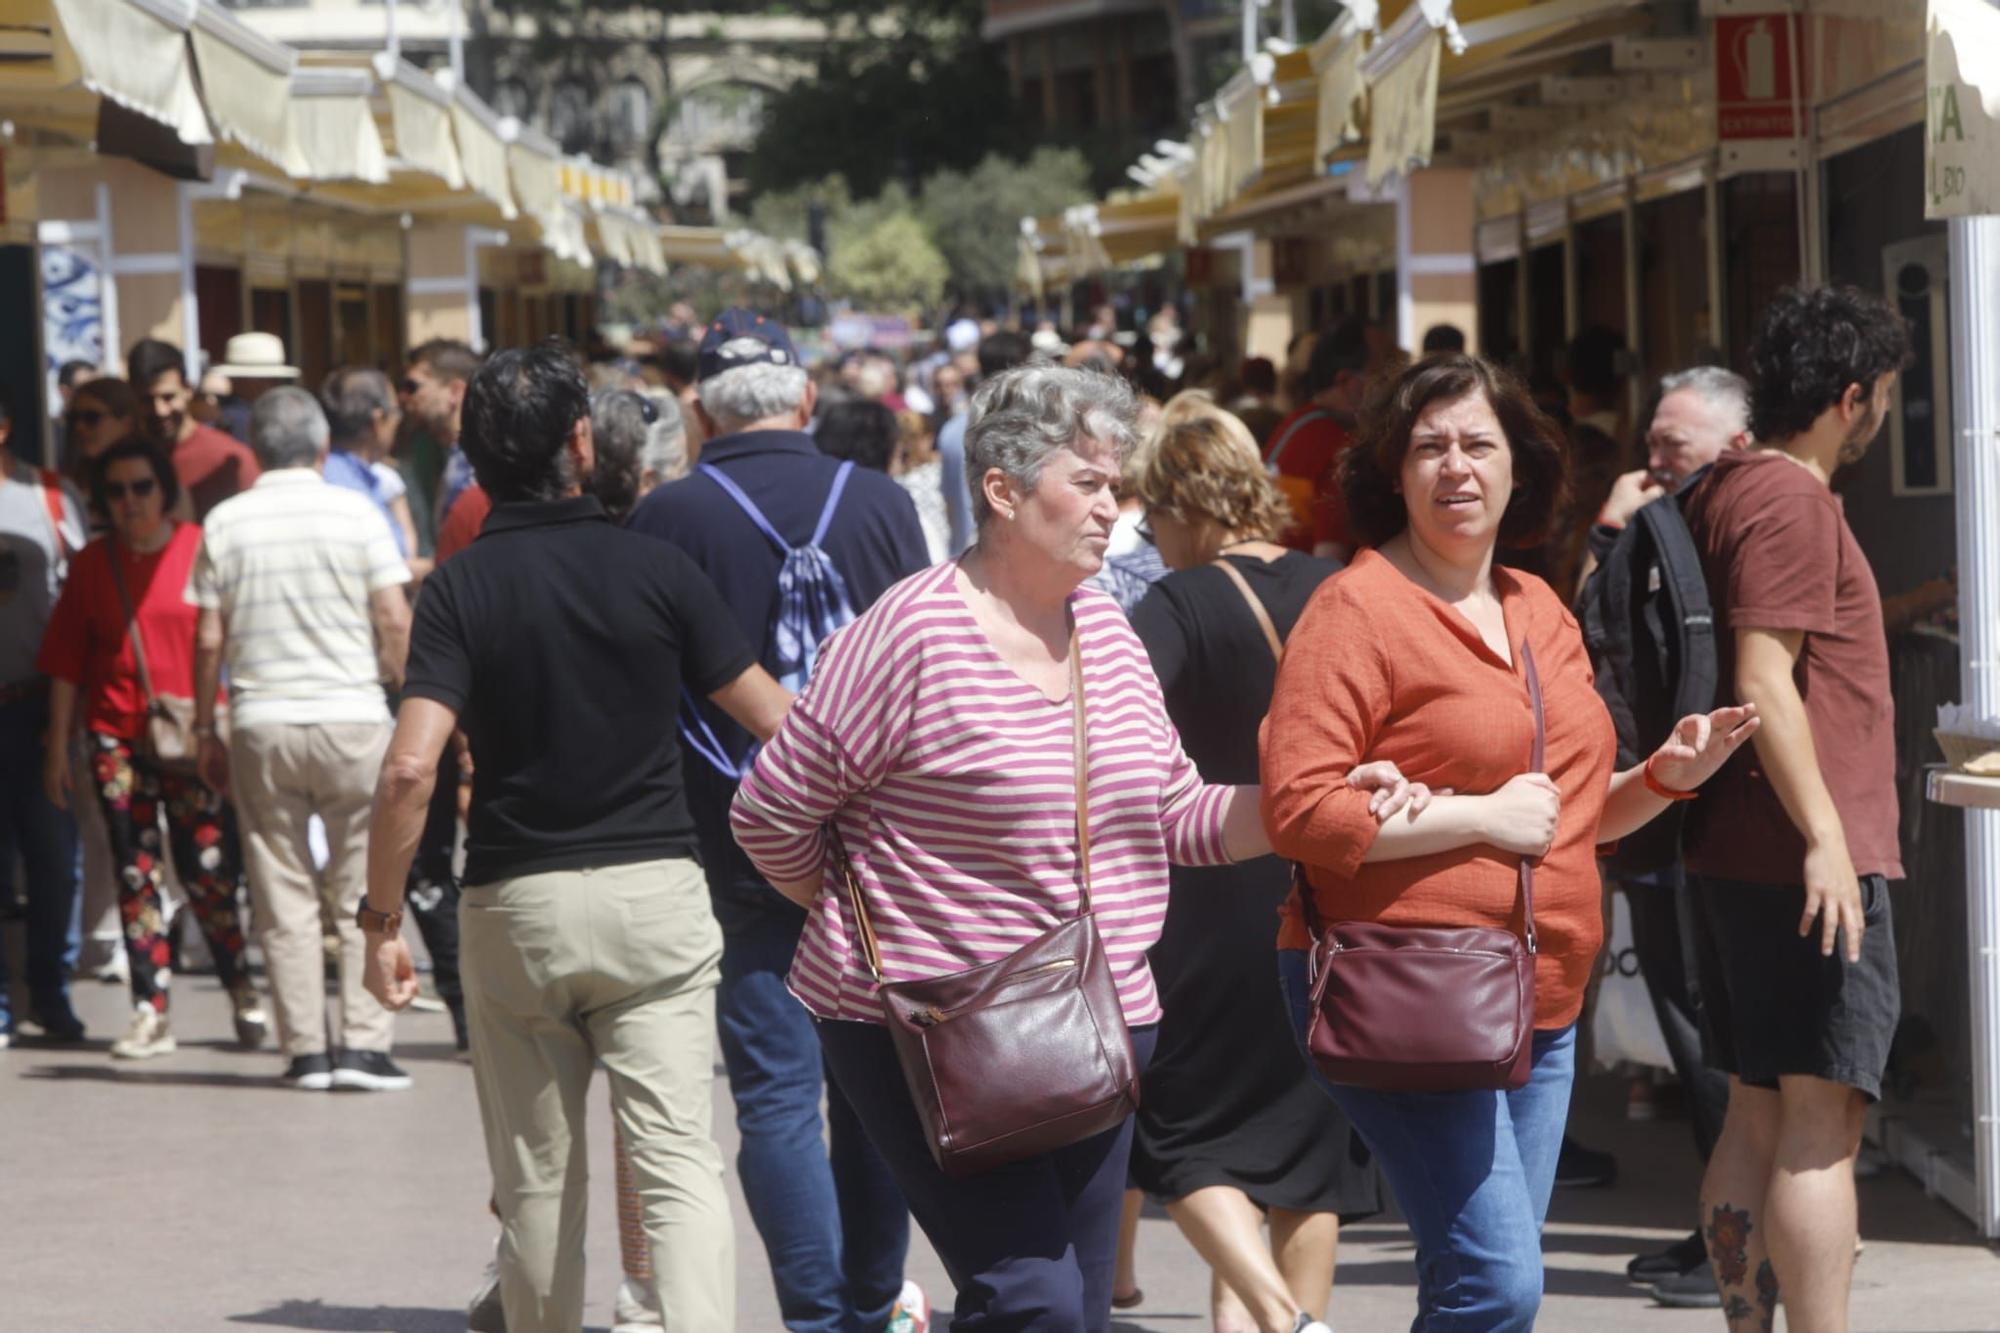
[1128,551,1382,1217]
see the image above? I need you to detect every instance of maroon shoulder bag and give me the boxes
[828,630,1141,1177]
[1298,639,1546,1093]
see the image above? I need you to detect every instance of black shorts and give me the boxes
[1689,873,1900,1101]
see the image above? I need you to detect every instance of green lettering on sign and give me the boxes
[1932,83,1966,143]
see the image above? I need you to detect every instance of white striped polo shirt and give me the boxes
[186,468,410,728]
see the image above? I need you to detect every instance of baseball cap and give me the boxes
[697,308,800,382]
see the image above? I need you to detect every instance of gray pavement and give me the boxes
[3,969,1997,1332]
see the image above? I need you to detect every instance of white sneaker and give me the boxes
[110,1005,176,1060]
[888,1279,931,1333]
[611,1275,662,1331]
[1291,1316,1333,1333]
[231,985,270,1050]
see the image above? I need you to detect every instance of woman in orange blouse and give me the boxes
[1261,354,1756,1330]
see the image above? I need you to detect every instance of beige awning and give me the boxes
[1367,29,1442,186]
[1927,0,2000,219]
[506,125,565,226]
[51,0,209,145]
[450,86,517,219]
[1313,18,1368,162]
[591,210,639,268]
[189,2,294,169]
[381,61,463,187]
[658,225,742,269]
[287,67,388,184]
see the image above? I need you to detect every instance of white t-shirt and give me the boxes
[186,469,410,728]
[0,460,86,687]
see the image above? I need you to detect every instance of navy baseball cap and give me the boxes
[696,308,800,381]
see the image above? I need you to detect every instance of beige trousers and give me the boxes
[460,857,734,1333]
[232,721,394,1057]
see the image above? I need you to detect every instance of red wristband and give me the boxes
[1644,753,1698,802]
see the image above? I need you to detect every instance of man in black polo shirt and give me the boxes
[628,311,930,1333]
[360,342,789,1332]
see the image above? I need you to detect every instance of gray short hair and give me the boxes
[964,365,1139,527]
[1657,365,1751,437]
[637,390,688,483]
[697,361,809,430]
[320,366,395,448]
[251,385,329,469]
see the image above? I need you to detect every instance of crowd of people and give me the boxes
[0,278,1917,1333]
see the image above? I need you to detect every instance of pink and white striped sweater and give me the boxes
[731,560,1237,1026]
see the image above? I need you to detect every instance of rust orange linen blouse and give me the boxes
[1261,548,1618,1029]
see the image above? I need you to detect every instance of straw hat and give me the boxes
[211,332,299,380]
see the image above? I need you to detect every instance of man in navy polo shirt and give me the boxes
[629,311,931,1333]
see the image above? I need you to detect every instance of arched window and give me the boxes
[548,83,593,153]
[605,79,651,152]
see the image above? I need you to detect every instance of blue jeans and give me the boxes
[0,691,80,1031]
[713,893,910,1333]
[1278,949,1576,1331]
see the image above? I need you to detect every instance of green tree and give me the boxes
[824,186,948,310]
[919,147,1092,297]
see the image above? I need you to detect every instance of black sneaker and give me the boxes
[282,1053,334,1091]
[27,1000,87,1044]
[1553,1134,1618,1188]
[331,1049,412,1092]
[1651,1260,1724,1308]
[1627,1230,1707,1284]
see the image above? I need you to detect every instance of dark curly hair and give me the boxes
[1747,285,1912,443]
[461,339,590,503]
[89,436,181,516]
[1339,353,1570,551]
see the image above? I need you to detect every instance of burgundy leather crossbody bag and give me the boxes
[829,632,1141,1177]
[1297,640,1547,1094]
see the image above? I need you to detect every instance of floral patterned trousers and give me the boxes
[89,734,252,1013]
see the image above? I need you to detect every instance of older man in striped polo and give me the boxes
[189,386,414,1092]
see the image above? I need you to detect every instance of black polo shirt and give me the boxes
[403,494,755,886]
[626,428,929,913]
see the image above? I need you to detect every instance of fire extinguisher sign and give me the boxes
[1715,14,1808,141]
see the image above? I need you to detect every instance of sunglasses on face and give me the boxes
[1135,521,1157,546]
[636,395,659,425]
[104,478,158,501]
[399,378,423,396]
[68,409,106,428]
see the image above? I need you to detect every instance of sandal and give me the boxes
[1111,1287,1143,1310]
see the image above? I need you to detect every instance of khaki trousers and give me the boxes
[232,721,394,1057]
[461,857,734,1333]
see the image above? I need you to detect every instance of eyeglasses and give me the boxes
[104,478,158,501]
[399,378,422,396]
[68,409,106,428]
[1135,520,1157,546]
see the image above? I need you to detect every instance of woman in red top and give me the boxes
[1261,355,1757,1329]
[38,439,261,1062]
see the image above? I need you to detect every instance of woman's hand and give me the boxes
[1479,773,1562,858]
[1647,704,1761,793]
[42,742,70,811]
[1347,760,1436,824]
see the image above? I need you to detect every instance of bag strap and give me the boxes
[1212,558,1281,661]
[833,622,1091,982]
[810,461,855,547]
[1519,639,1545,953]
[698,463,791,555]
[106,539,160,709]
[1265,408,1331,470]
[37,469,74,564]
[1294,635,1547,952]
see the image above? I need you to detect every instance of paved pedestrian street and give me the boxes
[4,971,1997,1332]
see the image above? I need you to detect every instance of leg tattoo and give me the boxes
[1705,1204,1754,1287]
[1754,1259,1779,1331]
[1706,1203,1767,1332]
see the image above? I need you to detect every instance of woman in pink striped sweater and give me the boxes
[732,365,1417,1333]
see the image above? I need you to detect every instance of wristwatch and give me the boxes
[355,901,404,934]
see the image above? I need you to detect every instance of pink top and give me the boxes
[731,561,1236,1026]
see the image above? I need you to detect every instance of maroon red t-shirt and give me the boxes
[1680,450,1902,883]
[1262,405,1355,552]
[173,424,261,523]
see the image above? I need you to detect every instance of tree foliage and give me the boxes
[823,185,949,310]
[919,148,1092,295]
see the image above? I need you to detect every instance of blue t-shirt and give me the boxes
[322,449,408,555]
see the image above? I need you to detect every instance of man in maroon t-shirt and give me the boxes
[1263,316,1368,559]
[1679,285,1910,1330]
[128,339,262,523]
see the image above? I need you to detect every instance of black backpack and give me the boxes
[1578,469,1719,875]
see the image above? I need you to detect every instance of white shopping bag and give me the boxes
[1592,889,1673,1071]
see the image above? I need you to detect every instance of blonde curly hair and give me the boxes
[1135,402,1292,541]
